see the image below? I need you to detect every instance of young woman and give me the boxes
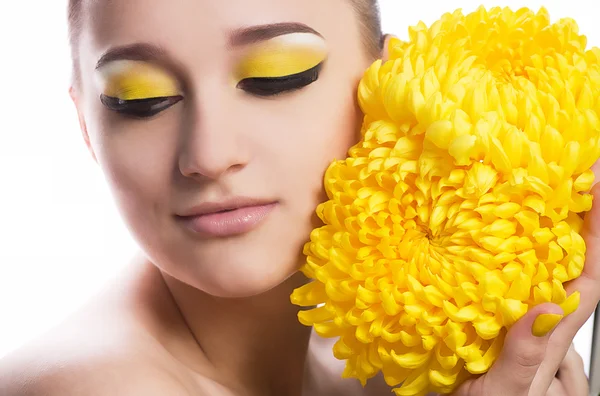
[0,0,593,395]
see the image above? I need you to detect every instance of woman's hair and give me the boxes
[67,0,383,82]
[349,0,384,57]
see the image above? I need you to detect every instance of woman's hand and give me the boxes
[548,344,589,395]
[452,184,600,396]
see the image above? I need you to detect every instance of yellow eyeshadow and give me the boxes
[97,61,180,101]
[235,33,327,80]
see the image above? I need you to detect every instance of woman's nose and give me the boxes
[177,95,250,181]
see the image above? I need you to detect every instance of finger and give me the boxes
[533,182,600,389]
[558,344,583,373]
[573,182,600,299]
[590,158,600,180]
[463,303,564,396]
[566,182,600,325]
[546,377,566,396]
[450,378,477,396]
[569,182,600,316]
[556,344,588,396]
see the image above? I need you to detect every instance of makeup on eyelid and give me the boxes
[96,60,181,100]
[235,32,327,80]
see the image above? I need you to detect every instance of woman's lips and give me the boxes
[176,202,278,237]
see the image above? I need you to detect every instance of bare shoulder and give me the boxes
[0,259,216,396]
[0,345,190,396]
[0,304,196,396]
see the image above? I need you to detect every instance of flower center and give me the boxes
[489,58,529,83]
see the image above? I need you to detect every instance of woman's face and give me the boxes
[73,0,375,297]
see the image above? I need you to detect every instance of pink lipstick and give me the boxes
[176,198,278,237]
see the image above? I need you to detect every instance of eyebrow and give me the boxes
[95,22,324,69]
[95,43,169,70]
[228,22,323,47]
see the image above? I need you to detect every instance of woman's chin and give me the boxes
[182,255,304,298]
[144,221,311,298]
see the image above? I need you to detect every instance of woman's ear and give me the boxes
[381,34,398,63]
[69,86,98,164]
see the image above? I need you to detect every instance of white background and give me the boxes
[0,0,598,376]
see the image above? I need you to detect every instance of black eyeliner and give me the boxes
[237,62,323,97]
[100,95,183,118]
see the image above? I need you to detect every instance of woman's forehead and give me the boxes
[82,0,356,46]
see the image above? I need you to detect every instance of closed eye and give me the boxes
[236,62,323,97]
[100,94,183,119]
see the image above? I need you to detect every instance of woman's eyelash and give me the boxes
[237,62,323,97]
[100,94,183,119]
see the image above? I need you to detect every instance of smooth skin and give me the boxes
[0,0,593,395]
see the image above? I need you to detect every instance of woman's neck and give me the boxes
[157,260,313,396]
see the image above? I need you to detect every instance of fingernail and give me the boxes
[532,313,563,337]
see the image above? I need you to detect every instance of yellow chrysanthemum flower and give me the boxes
[291,6,600,396]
